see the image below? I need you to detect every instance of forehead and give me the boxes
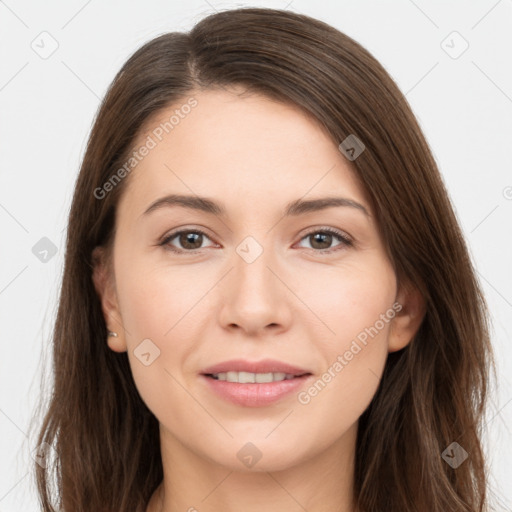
[121,87,370,217]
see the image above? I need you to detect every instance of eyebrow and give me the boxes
[142,194,369,218]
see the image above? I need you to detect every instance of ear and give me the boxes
[388,280,426,353]
[91,246,127,353]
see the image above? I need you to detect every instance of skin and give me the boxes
[92,86,425,512]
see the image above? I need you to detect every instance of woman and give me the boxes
[31,7,495,511]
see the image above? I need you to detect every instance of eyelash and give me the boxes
[159,227,353,255]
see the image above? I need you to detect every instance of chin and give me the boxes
[202,438,311,473]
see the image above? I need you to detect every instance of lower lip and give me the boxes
[201,374,312,407]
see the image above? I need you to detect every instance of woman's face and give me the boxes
[95,87,417,472]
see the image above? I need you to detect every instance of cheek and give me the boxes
[112,259,190,404]
[115,255,204,340]
[296,339,387,451]
[292,259,395,430]
[295,256,396,346]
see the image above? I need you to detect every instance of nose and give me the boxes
[218,241,293,337]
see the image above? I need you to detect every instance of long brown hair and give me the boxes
[29,7,496,511]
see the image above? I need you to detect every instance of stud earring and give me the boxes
[108,331,118,337]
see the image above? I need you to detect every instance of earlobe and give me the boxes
[388,281,426,353]
[91,246,127,353]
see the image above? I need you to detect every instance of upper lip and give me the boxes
[201,359,311,376]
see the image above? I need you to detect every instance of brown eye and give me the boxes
[177,232,203,250]
[161,229,214,253]
[297,228,353,253]
[309,232,334,250]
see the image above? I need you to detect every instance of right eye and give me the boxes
[160,229,217,253]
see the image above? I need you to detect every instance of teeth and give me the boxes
[212,371,297,383]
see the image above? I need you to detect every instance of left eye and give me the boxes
[161,228,352,254]
[296,229,352,252]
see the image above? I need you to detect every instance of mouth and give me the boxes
[200,359,313,407]
[199,359,313,407]
[204,371,311,383]
[200,358,312,381]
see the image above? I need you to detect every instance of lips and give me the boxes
[201,358,311,377]
[200,359,313,406]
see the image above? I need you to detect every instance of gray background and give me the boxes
[1,0,511,510]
